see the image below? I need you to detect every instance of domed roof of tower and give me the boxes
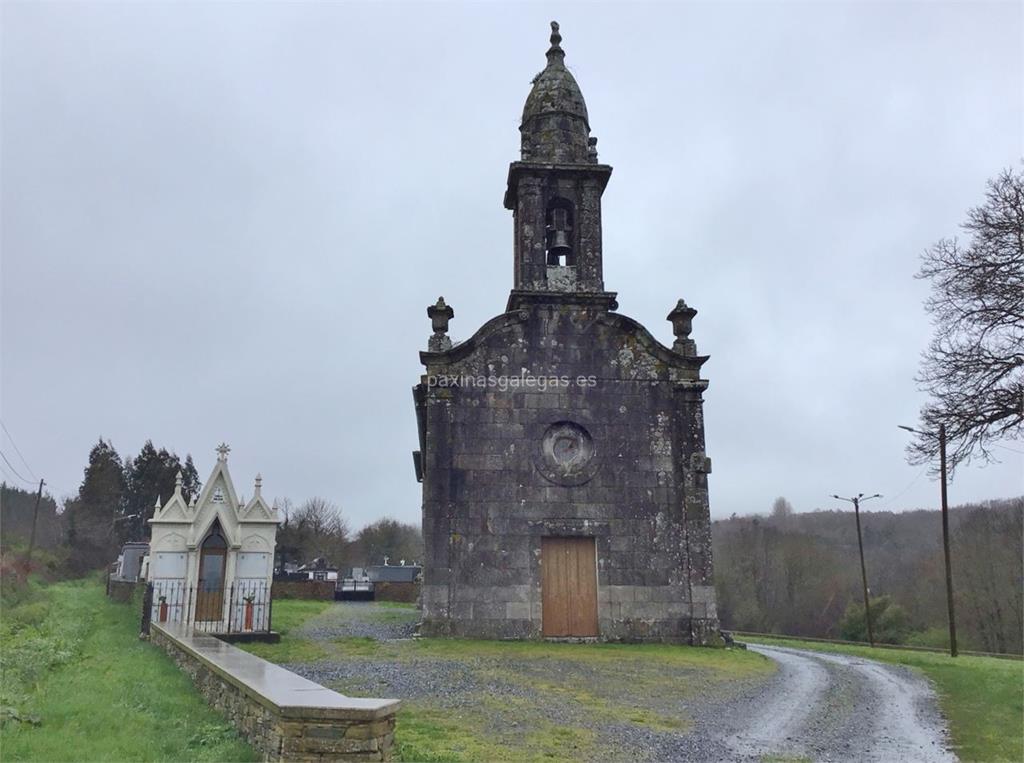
[518,22,594,164]
[522,21,590,127]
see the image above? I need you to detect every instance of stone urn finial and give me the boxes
[667,299,698,356]
[427,296,455,352]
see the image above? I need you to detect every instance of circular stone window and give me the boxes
[535,421,598,486]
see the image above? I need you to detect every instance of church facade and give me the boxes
[413,23,719,644]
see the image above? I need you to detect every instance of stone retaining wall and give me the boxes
[272,580,336,600]
[371,581,419,604]
[151,621,399,761]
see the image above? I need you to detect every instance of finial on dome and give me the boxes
[546,21,565,64]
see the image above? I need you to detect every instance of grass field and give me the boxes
[743,635,1024,763]
[246,600,774,762]
[0,576,255,762]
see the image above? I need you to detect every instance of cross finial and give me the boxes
[216,442,231,461]
[547,20,565,63]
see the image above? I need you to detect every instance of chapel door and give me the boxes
[196,525,227,621]
[542,536,599,637]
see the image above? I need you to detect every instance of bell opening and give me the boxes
[545,199,575,266]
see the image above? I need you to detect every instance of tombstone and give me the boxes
[115,542,149,581]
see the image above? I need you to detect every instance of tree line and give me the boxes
[713,496,1023,654]
[1,439,201,575]
[274,497,423,573]
[1,437,422,579]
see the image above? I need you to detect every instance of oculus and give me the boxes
[536,421,598,486]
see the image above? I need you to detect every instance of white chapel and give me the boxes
[146,443,279,630]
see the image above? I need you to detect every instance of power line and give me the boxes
[0,449,35,485]
[887,467,929,504]
[992,443,1024,455]
[0,419,38,480]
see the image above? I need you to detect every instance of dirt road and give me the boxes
[732,643,956,761]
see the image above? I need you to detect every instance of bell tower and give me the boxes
[504,22,615,309]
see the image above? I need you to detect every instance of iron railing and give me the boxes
[143,579,273,635]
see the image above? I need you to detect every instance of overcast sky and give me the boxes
[2,1,1021,529]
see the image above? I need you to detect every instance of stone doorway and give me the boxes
[541,536,599,637]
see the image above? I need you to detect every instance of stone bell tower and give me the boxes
[413,22,720,644]
[505,22,613,300]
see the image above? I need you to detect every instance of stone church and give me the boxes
[412,23,719,644]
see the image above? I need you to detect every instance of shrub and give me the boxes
[839,594,910,644]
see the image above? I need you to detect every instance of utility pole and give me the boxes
[938,424,958,657]
[25,478,45,568]
[900,423,958,657]
[832,492,882,647]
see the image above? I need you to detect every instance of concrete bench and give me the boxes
[151,621,400,760]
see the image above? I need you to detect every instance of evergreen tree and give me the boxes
[181,454,202,501]
[64,438,126,572]
[124,441,186,537]
[77,438,126,520]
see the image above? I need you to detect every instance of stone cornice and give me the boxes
[504,161,612,209]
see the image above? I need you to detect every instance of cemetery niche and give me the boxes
[144,443,279,635]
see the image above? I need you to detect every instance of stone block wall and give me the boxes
[150,624,397,761]
[418,302,719,643]
[372,582,420,604]
[272,580,336,600]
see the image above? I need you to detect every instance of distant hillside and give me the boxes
[712,497,1023,654]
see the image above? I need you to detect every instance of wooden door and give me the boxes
[196,529,227,621]
[542,537,598,637]
[196,548,226,621]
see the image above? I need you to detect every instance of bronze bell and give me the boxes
[547,228,572,256]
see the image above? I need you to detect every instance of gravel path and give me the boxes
[284,604,957,761]
[295,602,419,641]
[732,644,957,762]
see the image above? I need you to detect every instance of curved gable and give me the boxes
[420,307,706,382]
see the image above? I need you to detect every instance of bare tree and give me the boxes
[771,496,794,519]
[284,497,350,567]
[910,166,1024,470]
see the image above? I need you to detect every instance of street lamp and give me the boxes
[832,492,882,647]
[899,423,958,657]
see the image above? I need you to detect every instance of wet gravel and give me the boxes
[295,602,419,641]
[283,603,956,762]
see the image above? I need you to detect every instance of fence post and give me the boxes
[140,582,153,637]
[268,581,274,632]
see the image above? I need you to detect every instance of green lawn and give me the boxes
[744,635,1024,763]
[1,576,255,762]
